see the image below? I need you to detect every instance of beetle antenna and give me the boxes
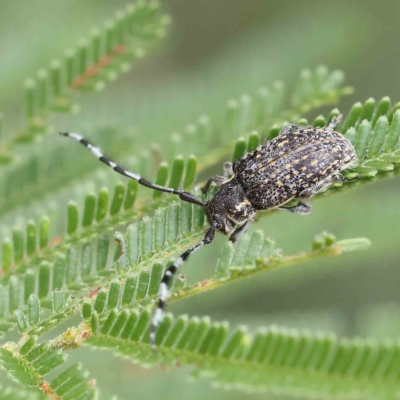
[150,225,216,350]
[60,132,204,206]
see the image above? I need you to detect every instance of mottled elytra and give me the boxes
[60,115,357,349]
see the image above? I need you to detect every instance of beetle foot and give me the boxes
[278,203,312,215]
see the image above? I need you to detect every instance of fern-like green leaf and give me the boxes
[0,110,379,337]
[0,338,98,399]
[5,1,169,147]
[1,59,397,399]
[81,308,400,400]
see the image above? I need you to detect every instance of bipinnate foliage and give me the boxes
[1,3,400,399]
[86,307,400,400]
[2,0,168,149]
[0,0,168,216]
[0,341,96,399]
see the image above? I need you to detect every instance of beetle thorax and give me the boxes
[204,178,256,235]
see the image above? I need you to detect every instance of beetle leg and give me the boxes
[223,161,234,177]
[327,113,343,130]
[201,178,215,194]
[299,186,329,199]
[201,161,235,194]
[278,124,296,136]
[278,203,312,215]
[201,175,228,194]
[229,221,250,242]
[299,187,317,199]
[299,176,335,199]
[331,173,344,183]
[344,175,358,182]
[338,173,358,183]
[301,168,358,200]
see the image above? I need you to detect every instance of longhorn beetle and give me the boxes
[60,115,357,349]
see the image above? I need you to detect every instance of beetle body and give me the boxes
[204,124,358,236]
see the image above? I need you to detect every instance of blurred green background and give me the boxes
[1,0,400,399]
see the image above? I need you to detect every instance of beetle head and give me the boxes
[204,178,256,235]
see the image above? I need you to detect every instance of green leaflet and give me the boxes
[232,137,247,162]
[313,114,326,127]
[341,102,362,133]
[14,310,28,333]
[153,162,169,199]
[28,294,40,326]
[82,193,96,227]
[360,97,376,122]
[372,96,391,126]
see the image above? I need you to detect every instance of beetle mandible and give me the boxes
[60,114,358,348]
